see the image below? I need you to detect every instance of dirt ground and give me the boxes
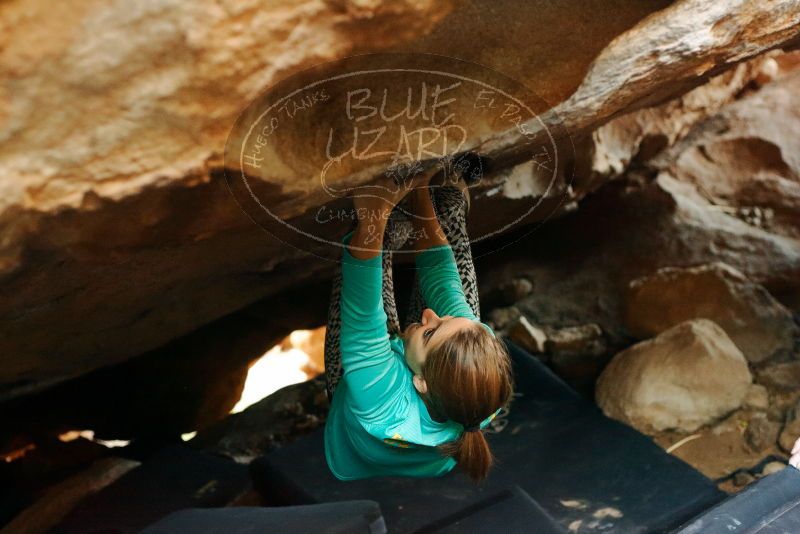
[651,403,798,494]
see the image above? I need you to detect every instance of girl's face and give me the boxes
[401,308,475,376]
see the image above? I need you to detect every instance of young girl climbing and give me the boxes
[323,163,514,483]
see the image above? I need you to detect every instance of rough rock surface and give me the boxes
[743,384,770,411]
[482,168,800,358]
[761,461,787,476]
[744,413,782,452]
[193,377,328,464]
[546,324,610,397]
[651,406,788,482]
[487,306,522,331]
[755,361,800,392]
[2,0,800,399]
[624,262,798,363]
[481,51,800,360]
[2,457,139,534]
[595,319,752,434]
[0,276,330,457]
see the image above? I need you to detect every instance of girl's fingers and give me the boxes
[793,436,800,455]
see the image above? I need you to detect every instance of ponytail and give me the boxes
[438,429,493,482]
[421,323,513,484]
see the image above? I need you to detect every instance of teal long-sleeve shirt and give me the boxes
[324,229,498,481]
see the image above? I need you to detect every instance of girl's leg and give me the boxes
[323,264,346,400]
[323,209,411,400]
[381,211,413,337]
[403,183,481,329]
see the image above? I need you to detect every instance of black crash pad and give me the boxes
[54,444,250,533]
[419,485,565,533]
[672,466,800,533]
[140,501,386,534]
[251,338,725,533]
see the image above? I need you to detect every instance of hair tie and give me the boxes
[462,407,504,433]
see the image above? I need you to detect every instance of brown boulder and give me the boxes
[743,384,770,411]
[596,319,752,434]
[744,414,782,452]
[507,315,548,354]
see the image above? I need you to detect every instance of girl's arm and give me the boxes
[339,220,404,421]
[408,186,449,253]
[346,212,388,260]
[409,185,496,337]
[409,186,478,321]
[338,173,429,420]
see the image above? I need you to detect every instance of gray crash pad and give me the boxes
[418,485,565,533]
[671,466,800,533]
[140,501,386,534]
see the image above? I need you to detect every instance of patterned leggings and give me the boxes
[323,185,480,401]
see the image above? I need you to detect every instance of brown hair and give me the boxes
[420,322,514,483]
